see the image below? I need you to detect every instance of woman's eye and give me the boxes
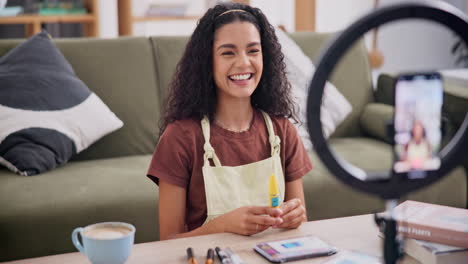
[222,51,234,56]
[249,49,260,54]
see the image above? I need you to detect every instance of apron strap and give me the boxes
[201,116,222,167]
[260,111,281,156]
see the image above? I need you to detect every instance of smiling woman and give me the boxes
[213,21,263,131]
[146,2,313,240]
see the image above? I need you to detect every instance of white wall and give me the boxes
[132,0,205,36]
[98,0,118,38]
[133,20,198,36]
[315,0,464,80]
[376,0,462,74]
[249,0,295,32]
[316,0,373,33]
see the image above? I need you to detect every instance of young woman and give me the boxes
[404,120,432,169]
[147,3,313,240]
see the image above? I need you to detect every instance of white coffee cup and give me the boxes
[72,222,135,264]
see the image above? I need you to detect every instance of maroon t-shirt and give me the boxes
[147,110,312,230]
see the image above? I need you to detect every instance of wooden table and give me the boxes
[2,215,419,264]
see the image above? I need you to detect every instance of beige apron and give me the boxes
[201,111,285,223]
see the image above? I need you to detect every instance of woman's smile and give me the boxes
[228,72,255,86]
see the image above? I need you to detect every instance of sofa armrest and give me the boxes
[360,103,394,144]
[376,72,468,125]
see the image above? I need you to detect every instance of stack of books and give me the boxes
[393,200,468,264]
[38,0,86,15]
[404,238,467,264]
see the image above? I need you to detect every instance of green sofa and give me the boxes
[0,33,466,262]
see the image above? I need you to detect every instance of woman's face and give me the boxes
[212,21,263,101]
[413,122,424,141]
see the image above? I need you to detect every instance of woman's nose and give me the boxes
[235,53,251,67]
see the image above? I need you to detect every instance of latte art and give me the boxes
[84,225,132,239]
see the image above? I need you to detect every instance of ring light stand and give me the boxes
[306,1,468,263]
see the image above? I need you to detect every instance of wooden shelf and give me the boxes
[0,14,95,24]
[132,16,200,23]
[0,0,99,37]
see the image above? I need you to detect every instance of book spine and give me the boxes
[397,221,468,248]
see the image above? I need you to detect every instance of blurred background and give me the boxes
[0,0,467,79]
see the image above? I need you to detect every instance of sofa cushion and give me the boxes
[375,73,396,106]
[304,137,466,220]
[0,37,161,161]
[150,36,189,120]
[0,31,123,175]
[275,28,352,151]
[360,103,394,144]
[0,155,158,261]
[56,38,161,160]
[289,33,374,138]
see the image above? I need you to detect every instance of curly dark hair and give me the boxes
[161,2,297,133]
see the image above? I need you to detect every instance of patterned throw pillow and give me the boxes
[275,28,352,151]
[0,31,123,176]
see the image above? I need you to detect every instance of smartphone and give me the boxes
[254,236,337,263]
[393,72,443,176]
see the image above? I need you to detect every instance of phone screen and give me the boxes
[393,73,443,176]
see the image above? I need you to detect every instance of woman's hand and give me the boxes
[276,198,306,229]
[216,206,283,236]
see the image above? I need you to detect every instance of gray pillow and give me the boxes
[0,31,123,176]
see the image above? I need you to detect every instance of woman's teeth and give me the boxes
[229,73,252,81]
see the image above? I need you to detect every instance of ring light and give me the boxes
[307,0,468,199]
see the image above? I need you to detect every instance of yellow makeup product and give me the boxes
[269,174,280,208]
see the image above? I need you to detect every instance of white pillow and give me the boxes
[275,28,352,151]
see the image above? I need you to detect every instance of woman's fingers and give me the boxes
[248,214,283,226]
[247,222,270,233]
[248,206,283,217]
[274,199,306,229]
[282,204,305,222]
[233,203,305,234]
[279,198,301,215]
[279,214,305,228]
[278,204,306,228]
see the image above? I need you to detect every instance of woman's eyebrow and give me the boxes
[217,44,236,50]
[247,42,260,48]
[216,42,260,50]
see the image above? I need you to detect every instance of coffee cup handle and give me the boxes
[72,227,84,253]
